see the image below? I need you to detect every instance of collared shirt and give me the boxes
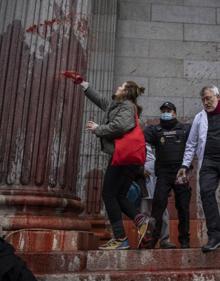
[182,110,208,170]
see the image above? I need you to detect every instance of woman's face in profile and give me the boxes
[113,82,127,100]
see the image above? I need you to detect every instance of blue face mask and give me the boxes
[160,112,174,121]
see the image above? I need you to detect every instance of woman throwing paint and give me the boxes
[62,71,150,250]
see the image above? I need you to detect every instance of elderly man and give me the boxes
[177,85,220,253]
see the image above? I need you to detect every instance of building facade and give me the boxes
[0,0,220,247]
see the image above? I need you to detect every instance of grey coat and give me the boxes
[84,87,136,154]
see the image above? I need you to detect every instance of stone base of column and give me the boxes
[5,229,98,251]
[0,188,99,251]
[87,216,111,241]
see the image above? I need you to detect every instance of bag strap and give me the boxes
[134,105,140,126]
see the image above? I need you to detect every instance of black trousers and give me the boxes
[102,164,141,239]
[151,167,191,244]
[199,158,220,239]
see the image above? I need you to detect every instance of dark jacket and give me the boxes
[0,238,37,281]
[144,119,191,173]
[84,87,136,154]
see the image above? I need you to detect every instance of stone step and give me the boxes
[7,230,98,251]
[36,270,220,281]
[86,249,220,272]
[19,251,87,274]
[18,248,220,275]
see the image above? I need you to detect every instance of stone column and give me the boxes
[0,0,98,251]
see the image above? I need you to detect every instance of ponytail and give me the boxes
[124,81,145,117]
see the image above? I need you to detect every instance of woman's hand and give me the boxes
[86,121,99,132]
[144,170,151,178]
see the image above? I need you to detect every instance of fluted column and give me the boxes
[0,0,97,250]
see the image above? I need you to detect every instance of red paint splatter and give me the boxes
[26,18,58,33]
[26,24,38,33]
[44,19,57,26]
[26,13,89,38]
[60,71,83,84]
[77,18,88,37]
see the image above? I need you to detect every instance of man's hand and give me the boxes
[86,121,99,132]
[61,70,84,84]
[144,170,151,178]
[176,167,188,184]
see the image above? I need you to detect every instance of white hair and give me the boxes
[200,85,220,97]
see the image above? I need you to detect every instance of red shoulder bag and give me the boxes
[111,113,146,166]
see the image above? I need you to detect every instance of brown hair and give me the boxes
[124,81,145,117]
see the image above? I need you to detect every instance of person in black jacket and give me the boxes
[0,237,37,281]
[62,71,150,250]
[84,81,150,250]
[143,102,192,249]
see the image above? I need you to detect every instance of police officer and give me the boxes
[143,102,192,249]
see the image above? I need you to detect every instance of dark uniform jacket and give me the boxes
[144,119,191,174]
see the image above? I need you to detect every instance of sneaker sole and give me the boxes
[98,246,130,250]
[202,241,220,253]
[160,245,177,249]
[117,246,130,250]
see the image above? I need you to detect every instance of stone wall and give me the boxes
[77,0,220,219]
[115,0,220,120]
[114,0,220,220]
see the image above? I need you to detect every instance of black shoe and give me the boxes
[180,241,190,249]
[202,237,220,253]
[160,240,177,249]
[140,237,157,249]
